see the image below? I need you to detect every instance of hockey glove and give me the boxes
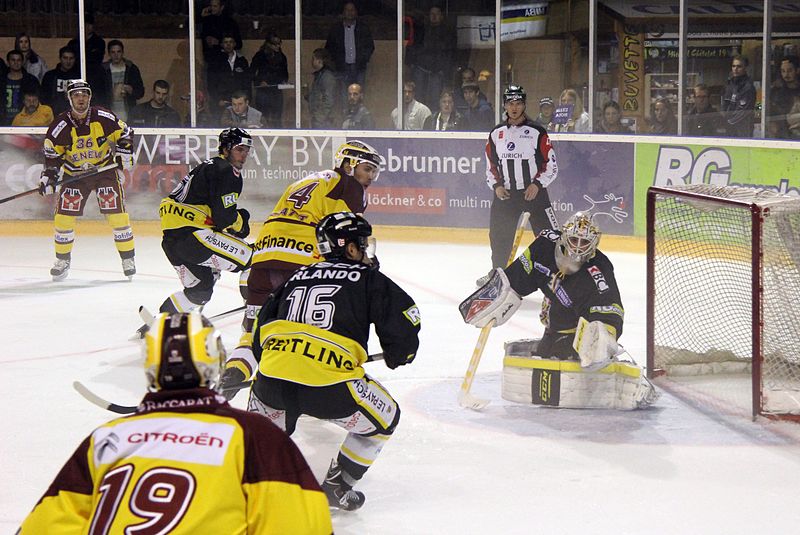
[229,208,251,239]
[219,367,247,401]
[38,167,61,196]
[115,139,134,171]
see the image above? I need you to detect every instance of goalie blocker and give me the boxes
[501,339,659,410]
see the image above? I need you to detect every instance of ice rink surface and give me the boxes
[3,231,800,535]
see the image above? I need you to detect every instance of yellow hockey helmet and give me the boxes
[335,140,385,179]
[143,311,225,391]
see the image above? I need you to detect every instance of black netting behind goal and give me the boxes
[648,184,800,417]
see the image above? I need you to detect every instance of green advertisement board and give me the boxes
[634,142,800,235]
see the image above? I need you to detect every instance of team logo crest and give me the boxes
[60,188,83,212]
[97,186,118,210]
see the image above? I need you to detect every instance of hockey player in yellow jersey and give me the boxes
[19,310,332,534]
[38,79,136,281]
[226,140,384,374]
[222,212,422,511]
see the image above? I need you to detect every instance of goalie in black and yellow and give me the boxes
[19,310,332,534]
[222,212,421,512]
[460,211,657,410]
[155,127,254,315]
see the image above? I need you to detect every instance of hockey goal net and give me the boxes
[647,184,800,420]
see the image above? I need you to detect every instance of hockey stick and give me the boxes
[458,211,531,410]
[74,353,385,414]
[0,163,120,205]
[131,305,248,341]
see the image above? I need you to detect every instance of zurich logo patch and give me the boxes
[506,141,516,151]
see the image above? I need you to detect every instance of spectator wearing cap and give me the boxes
[461,80,494,131]
[534,96,554,128]
[391,80,431,130]
[454,66,489,114]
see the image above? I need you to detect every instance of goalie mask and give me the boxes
[143,311,225,392]
[335,140,385,180]
[316,211,372,261]
[555,212,600,275]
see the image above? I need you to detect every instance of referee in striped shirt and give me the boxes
[478,85,559,285]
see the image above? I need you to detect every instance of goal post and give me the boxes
[647,184,800,421]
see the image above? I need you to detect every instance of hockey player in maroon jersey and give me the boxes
[477,84,559,286]
[20,310,332,534]
[38,78,136,281]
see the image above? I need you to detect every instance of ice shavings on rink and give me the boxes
[3,234,800,534]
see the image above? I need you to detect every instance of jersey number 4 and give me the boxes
[89,464,195,534]
[287,182,320,209]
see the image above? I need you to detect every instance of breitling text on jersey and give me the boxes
[263,336,358,371]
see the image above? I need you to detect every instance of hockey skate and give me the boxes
[121,257,136,280]
[50,258,70,282]
[321,460,365,511]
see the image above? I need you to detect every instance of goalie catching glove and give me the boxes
[459,268,522,328]
[38,167,61,196]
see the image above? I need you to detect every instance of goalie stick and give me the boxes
[458,211,531,410]
[74,353,386,414]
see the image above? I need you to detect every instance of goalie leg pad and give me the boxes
[459,268,522,328]
[502,355,658,410]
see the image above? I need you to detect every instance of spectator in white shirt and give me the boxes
[391,81,431,130]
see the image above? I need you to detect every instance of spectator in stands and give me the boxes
[199,0,242,63]
[595,100,632,134]
[454,66,488,114]
[768,56,800,138]
[207,34,251,114]
[67,13,108,102]
[721,54,756,138]
[424,89,464,131]
[68,13,105,65]
[552,88,590,132]
[1,49,40,125]
[308,48,339,129]
[534,96,554,128]
[221,90,265,128]
[392,81,432,130]
[15,32,47,82]
[685,84,724,137]
[461,81,493,131]
[251,31,288,128]
[325,1,375,89]
[648,97,677,135]
[40,47,79,116]
[186,90,217,127]
[786,93,800,139]
[11,90,53,127]
[342,83,375,129]
[128,80,182,127]
[408,5,457,109]
[100,40,144,122]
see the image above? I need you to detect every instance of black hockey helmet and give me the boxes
[316,212,372,259]
[503,85,526,104]
[218,127,253,153]
[143,311,225,391]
